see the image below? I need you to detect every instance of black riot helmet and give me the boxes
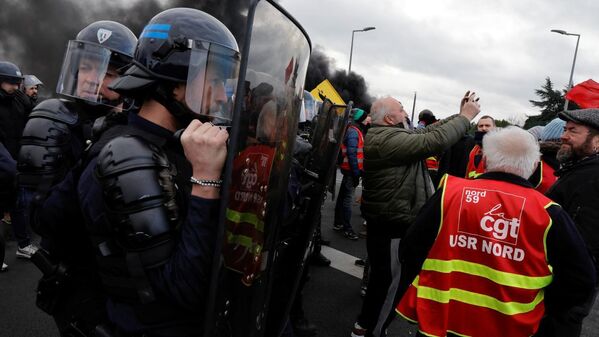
[56,20,137,108]
[0,61,23,85]
[109,7,241,125]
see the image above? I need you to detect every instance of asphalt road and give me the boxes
[0,177,598,337]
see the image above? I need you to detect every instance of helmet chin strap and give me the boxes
[152,82,194,127]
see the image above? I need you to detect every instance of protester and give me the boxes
[351,91,481,337]
[545,109,599,336]
[397,126,596,337]
[416,109,437,129]
[416,109,441,181]
[465,115,496,179]
[334,108,370,240]
[528,118,565,193]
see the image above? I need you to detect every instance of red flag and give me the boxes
[284,57,294,83]
[565,79,599,108]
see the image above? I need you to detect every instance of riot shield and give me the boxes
[204,1,311,336]
[263,98,351,336]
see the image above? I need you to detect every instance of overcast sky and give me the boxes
[279,0,599,124]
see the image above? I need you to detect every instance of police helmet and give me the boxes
[56,21,137,107]
[0,61,24,85]
[23,75,44,88]
[110,8,241,124]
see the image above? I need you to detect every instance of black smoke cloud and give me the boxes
[0,0,372,107]
[305,46,373,110]
[0,0,247,97]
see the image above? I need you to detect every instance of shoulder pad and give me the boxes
[96,135,170,178]
[29,99,78,125]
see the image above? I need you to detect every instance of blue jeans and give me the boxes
[334,173,357,231]
[11,187,34,248]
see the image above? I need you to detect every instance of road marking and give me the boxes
[320,245,364,279]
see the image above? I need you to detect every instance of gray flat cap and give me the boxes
[558,109,599,131]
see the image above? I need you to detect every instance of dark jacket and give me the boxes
[436,134,476,186]
[77,113,218,334]
[361,115,470,238]
[547,154,599,277]
[0,89,31,159]
[0,142,16,210]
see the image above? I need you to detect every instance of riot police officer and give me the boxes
[0,61,28,159]
[22,21,137,336]
[16,21,137,259]
[39,8,239,336]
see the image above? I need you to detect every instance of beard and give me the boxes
[557,135,596,163]
[556,144,574,163]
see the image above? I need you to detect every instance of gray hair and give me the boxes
[483,126,541,179]
[369,96,397,124]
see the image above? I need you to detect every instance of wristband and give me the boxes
[190,177,222,188]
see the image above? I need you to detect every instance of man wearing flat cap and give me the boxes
[543,108,599,336]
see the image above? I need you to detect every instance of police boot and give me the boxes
[292,317,317,337]
[310,252,331,267]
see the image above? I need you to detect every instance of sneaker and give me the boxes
[1,263,7,272]
[16,244,38,259]
[333,224,343,231]
[358,230,367,238]
[351,322,367,337]
[344,230,359,241]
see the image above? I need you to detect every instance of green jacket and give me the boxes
[361,115,470,237]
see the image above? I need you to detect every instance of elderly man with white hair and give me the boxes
[353,91,481,337]
[396,126,596,337]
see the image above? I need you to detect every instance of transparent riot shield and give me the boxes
[262,98,351,336]
[204,1,311,336]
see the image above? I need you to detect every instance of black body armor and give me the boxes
[17,99,77,187]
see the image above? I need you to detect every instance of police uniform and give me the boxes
[39,7,241,336]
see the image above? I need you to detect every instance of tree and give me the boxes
[525,77,566,128]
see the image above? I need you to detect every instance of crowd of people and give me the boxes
[329,94,598,337]
[0,4,598,337]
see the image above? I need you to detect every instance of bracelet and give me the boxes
[190,177,223,188]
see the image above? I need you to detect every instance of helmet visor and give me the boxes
[56,40,124,107]
[185,41,240,125]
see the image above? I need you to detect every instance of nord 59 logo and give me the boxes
[458,188,525,246]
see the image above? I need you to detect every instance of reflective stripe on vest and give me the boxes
[397,174,554,337]
[535,160,557,194]
[466,145,485,179]
[340,125,364,171]
[426,156,439,171]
